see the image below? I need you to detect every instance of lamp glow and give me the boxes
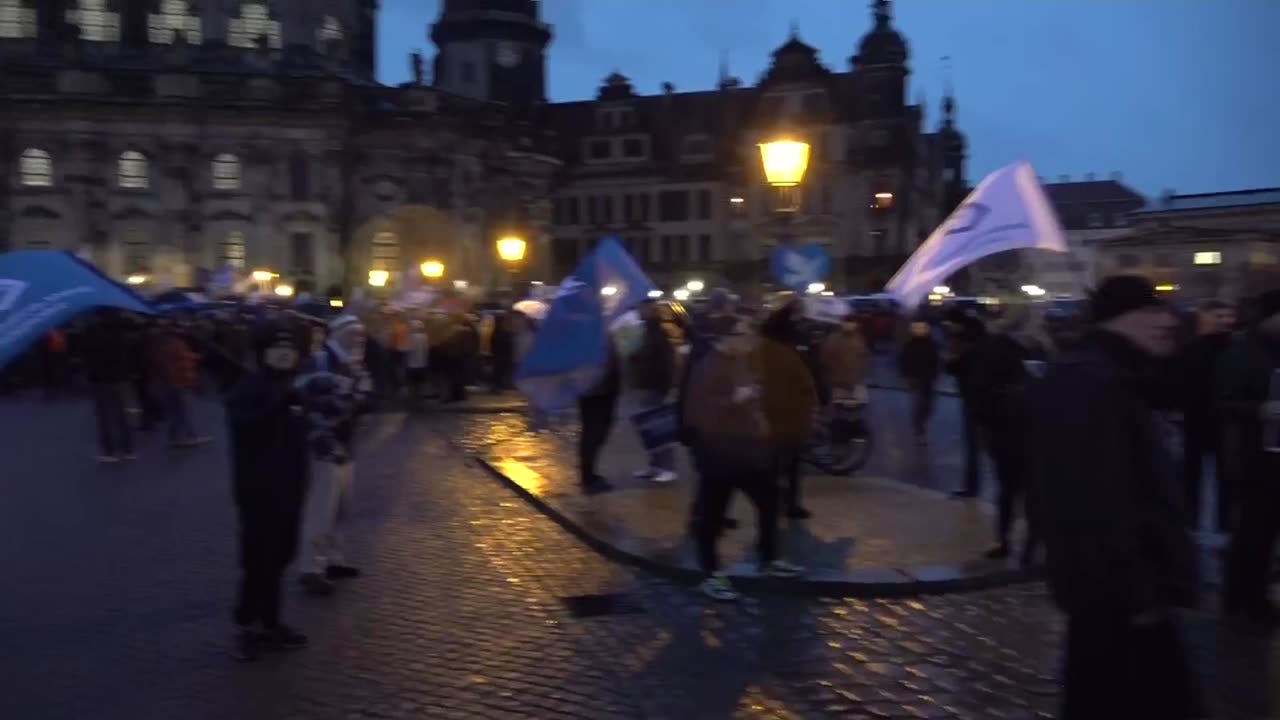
[729,197,745,204]
[251,269,276,282]
[274,284,294,297]
[1021,284,1046,297]
[1155,284,1178,292]
[368,270,390,287]
[932,285,951,295]
[329,299,344,308]
[600,285,618,297]
[807,282,825,295]
[419,260,444,279]
[686,280,704,293]
[758,139,811,187]
[497,236,527,262]
[453,280,469,290]
[647,289,664,299]
[125,274,148,285]
[673,288,690,301]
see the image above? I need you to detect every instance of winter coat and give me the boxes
[970,333,1033,428]
[629,317,676,394]
[682,346,771,467]
[898,335,940,388]
[294,343,371,465]
[225,370,308,519]
[152,332,199,389]
[82,318,131,384]
[753,337,818,448]
[819,327,868,391]
[1178,332,1232,436]
[1029,330,1197,616]
[1215,331,1280,477]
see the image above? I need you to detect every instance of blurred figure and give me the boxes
[578,341,621,494]
[758,298,819,519]
[1031,276,1200,720]
[226,321,310,661]
[679,289,741,530]
[128,318,163,430]
[1178,300,1235,533]
[40,327,68,400]
[898,319,941,444]
[83,310,134,463]
[151,319,207,447]
[820,313,869,401]
[685,314,800,601]
[942,306,988,498]
[490,311,516,391]
[630,300,677,484]
[295,314,372,596]
[1217,290,1280,623]
[405,319,429,407]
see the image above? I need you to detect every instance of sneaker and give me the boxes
[96,455,119,464]
[325,564,361,580]
[650,470,677,484]
[700,574,739,602]
[763,560,804,579]
[299,572,335,596]
[261,624,308,651]
[231,628,262,663]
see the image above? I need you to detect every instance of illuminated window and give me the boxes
[1193,251,1222,266]
[124,229,150,273]
[117,151,149,190]
[66,0,120,42]
[228,2,281,49]
[371,232,400,271]
[220,231,246,269]
[0,0,37,39]
[211,153,241,191]
[148,0,201,44]
[19,148,53,187]
[317,15,342,47]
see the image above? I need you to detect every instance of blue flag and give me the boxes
[0,250,154,369]
[515,237,655,412]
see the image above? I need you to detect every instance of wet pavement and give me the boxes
[1,392,1277,719]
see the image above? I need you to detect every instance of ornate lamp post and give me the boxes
[758,138,811,213]
[496,235,527,294]
[420,260,445,281]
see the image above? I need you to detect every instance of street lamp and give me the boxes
[125,274,148,286]
[686,279,704,293]
[420,260,444,279]
[807,282,825,295]
[251,269,276,282]
[368,269,390,287]
[673,288,690,301]
[274,284,295,298]
[496,236,527,263]
[759,138,811,213]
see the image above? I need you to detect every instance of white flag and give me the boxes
[885,161,1068,310]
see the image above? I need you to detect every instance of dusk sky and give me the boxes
[377,0,1279,199]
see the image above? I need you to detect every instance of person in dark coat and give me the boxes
[1029,276,1200,720]
[1178,300,1235,532]
[629,300,677,482]
[82,309,135,462]
[578,341,621,494]
[897,319,941,444]
[490,311,517,391]
[1216,290,1280,624]
[760,298,818,519]
[942,306,988,498]
[225,321,310,661]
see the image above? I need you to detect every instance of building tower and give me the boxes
[429,0,552,115]
[851,0,909,117]
[939,91,968,212]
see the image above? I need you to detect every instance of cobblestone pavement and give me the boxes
[2,394,1277,719]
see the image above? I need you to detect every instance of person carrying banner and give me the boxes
[629,300,677,484]
[295,314,372,596]
[226,320,310,661]
[579,340,621,494]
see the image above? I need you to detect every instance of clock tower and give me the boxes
[430,0,552,115]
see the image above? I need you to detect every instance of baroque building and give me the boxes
[1,0,964,296]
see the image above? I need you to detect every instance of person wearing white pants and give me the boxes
[295,314,370,596]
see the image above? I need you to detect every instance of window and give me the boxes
[600,196,613,224]
[220,231,246,270]
[371,232,400,272]
[290,233,314,277]
[228,2,281,49]
[565,197,579,225]
[1153,253,1172,267]
[696,189,712,220]
[698,234,711,262]
[637,194,650,222]
[676,235,689,262]
[637,236,650,262]
[117,151,149,190]
[1086,212,1102,228]
[0,0,37,39]
[623,195,634,223]
[622,138,645,159]
[289,153,309,201]
[659,235,671,263]
[67,0,120,42]
[124,229,150,273]
[148,0,200,44]
[1114,213,1129,227]
[1193,251,1222,266]
[588,139,611,161]
[658,190,689,222]
[211,153,241,191]
[19,148,52,187]
[682,135,712,158]
[317,15,343,48]
[586,196,598,224]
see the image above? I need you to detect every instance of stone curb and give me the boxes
[472,455,1036,598]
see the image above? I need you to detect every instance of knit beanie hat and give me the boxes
[1089,275,1164,325]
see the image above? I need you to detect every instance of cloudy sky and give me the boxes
[377,0,1278,198]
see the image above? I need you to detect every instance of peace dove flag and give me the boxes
[885,161,1068,310]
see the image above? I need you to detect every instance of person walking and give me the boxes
[1217,290,1280,623]
[295,314,372,596]
[405,318,429,408]
[630,300,678,484]
[578,341,621,494]
[943,306,988,498]
[83,310,135,463]
[685,314,801,601]
[898,319,941,445]
[1179,300,1236,533]
[1030,276,1201,720]
[151,319,207,447]
[758,299,818,519]
[819,312,869,402]
[226,321,310,661]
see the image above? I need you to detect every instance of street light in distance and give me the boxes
[807,282,825,295]
[759,138,811,214]
[368,269,390,287]
[686,279,704,293]
[125,274,148,285]
[274,284,295,298]
[420,260,444,279]
[496,236,528,263]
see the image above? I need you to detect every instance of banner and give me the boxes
[515,237,655,412]
[885,161,1068,310]
[630,403,679,452]
[0,250,154,369]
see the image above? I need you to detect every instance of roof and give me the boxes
[1042,180,1146,231]
[1135,188,1280,214]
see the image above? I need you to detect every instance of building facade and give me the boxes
[1,0,963,296]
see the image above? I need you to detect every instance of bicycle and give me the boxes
[802,386,874,476]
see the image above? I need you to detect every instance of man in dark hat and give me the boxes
[1217,289,1280,624]
[1029,275,1200,719]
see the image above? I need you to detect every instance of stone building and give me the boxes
[0,0,559,295]
[544,0,969,295]
[1,0,964,297]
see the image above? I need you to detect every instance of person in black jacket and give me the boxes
[898,319,941,444]
[578,340,621,494]
[1178,300,1235,532]
[1030,276,1200,720]
[82,309,135,462]
[629,300,677,483]
[942,306,988,497]
[225,321,310,661]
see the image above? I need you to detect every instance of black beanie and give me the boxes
[1089,275,1163,325]
[252,320,296,362]
[1257,289,1280,322]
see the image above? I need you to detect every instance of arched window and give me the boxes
[371,232,400,272]
[228,2,281,49]
[211,153,241,191]
[66,0,120,42]
[317,15,342,50]
[0,0,37,39]
[118,151,149,190]
[148,0,201,44]
[19,148,53,187]
[220,231,246,270]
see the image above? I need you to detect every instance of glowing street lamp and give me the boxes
[496,236,527,263]
[647,289,664,299]
[125,274,148,286]
[329,299,345,308]
[1021,284,1046,297]
[759,139,811,187]
[932,285,952,296]
[419,260,444,279]
[807,282,825,295]
[251,269,276,282]
[600,285,618,297]
[368,269,390,287]
[274,284,295,298]
[686,279,704,293]
[673,288,690,301]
